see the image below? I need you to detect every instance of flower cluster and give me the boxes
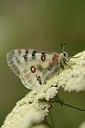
[1,50,85,128]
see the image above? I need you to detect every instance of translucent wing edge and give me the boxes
[6,50,20,76]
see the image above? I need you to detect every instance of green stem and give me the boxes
[49,110,56,128]
[45,116,54,128]
[62,102,85,112]
[55,95,85,112]
[81,91,85,94]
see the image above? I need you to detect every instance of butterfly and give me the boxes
[6,43,69,90]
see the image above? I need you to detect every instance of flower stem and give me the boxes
[49,110,56,128]
[55,95,85,112]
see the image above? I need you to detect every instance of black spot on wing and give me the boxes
[39,80,42,85]
[32,50,37,59]
[41,52,45,55]
[23,54,28,61]
[23,50,29,61]
[25,50,29,54]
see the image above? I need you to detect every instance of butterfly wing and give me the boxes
[6,49,54,90]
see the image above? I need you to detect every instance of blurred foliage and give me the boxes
[0,0,85,127]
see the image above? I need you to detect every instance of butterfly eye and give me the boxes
[63,52,67,57]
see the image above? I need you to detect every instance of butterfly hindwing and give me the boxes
[6,49,54,89]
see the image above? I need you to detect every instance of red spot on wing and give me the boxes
[49,53,59,68]
[36,76,42,85]
[52,53,59,61]
[37,76,41,81]
[41,53,46,61]
[30,66,36,73]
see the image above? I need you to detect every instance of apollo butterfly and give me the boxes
[6,43,69,90]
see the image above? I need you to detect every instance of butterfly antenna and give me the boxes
[61,43,66,52]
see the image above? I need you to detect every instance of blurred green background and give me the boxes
[0,0,85,128]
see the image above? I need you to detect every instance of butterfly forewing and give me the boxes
[6,49,54,89]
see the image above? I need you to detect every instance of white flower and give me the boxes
[46,87,58,101]
[2,50,85,128]
[78,121,85,128]
[49,50,85,92]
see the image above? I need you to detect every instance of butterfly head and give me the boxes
[60,43,69,61]
[57,43,69,67]
[60,51,68,61]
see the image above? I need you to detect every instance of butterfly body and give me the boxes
[6,46,68,90]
